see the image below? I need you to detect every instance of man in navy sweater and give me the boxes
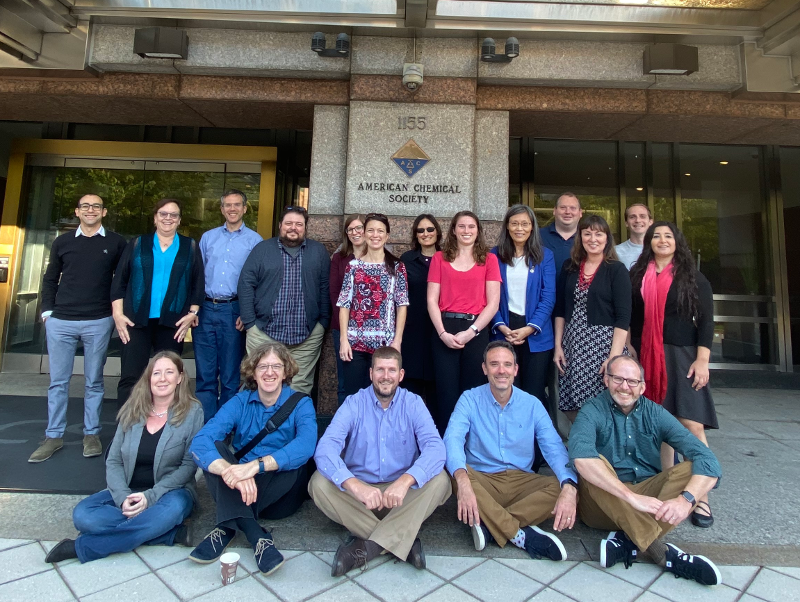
[29,194,126,463]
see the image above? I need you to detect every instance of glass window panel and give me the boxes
[711,322,778,365]
[624,142,646,209]
[531,140,620,241]
[652,143,674,223]
[780,147,800,368]
[223,173,261,231]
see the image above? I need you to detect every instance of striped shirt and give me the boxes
[265,240,308,344]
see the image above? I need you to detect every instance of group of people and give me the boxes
[32,189,724,587]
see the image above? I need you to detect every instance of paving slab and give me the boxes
[451,559,543,602]
[0,567,75,602]
[744,568,800,602]
[79,573,179,602]
[354,557,445,602]
[550,562,642,602]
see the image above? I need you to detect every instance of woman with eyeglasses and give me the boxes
[428,211,501,434]
[629,221,717,528]
[111,198,205,408]
[400,214,442,404]
[554,215,631,423]
[337,213,409,397]
[491,205,556,407]
[329,214,367,406]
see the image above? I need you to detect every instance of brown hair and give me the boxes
[153,198,182,217]
[624,203,652,220]
[567,214,618,272]
[371,346,403,370]
[240,342,299,390]
[117,351,199,431]
[339,214,367,258]
[410,213,442,252]
[442,210,488,265]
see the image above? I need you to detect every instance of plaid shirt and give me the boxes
[265,240,308,344]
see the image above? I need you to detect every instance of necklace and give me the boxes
[151,408,168,418]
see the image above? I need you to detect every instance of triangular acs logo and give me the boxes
[392,139,430,177]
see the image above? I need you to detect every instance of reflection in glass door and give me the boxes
[3,156,261,374]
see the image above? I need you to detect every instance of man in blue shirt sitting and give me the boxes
[189,342,317,575]
[310,346,451,577]
[568,355,723,586]
[444,340,577,561]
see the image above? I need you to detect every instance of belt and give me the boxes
[205,296,238,304]
[443,312,477,321]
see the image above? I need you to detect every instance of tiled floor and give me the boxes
[0,538,795,602]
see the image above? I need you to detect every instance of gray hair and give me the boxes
[606,355,645,381]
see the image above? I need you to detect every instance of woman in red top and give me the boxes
[427,210,501,433]
[329,214,366,406]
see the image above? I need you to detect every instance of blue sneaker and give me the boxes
[522,526,567,561]
[254,533,285,575]
[189,527,235,564]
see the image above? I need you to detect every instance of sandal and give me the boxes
[691,500,714,528]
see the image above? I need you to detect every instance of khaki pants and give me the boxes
[452,467,561,547]
[577,456,694,551]
[308,470,452,560]
[246,322,325,394]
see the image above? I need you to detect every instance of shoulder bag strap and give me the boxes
[233,391,306,461]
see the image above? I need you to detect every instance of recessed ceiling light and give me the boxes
[636,187,644,191]
[719,161,729,165]
[684,173,691,176]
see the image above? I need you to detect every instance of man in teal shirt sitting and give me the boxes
[568,355,723,586]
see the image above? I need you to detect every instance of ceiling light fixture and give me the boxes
[720,161,729,165]
[643,43,698,76]
[133,27,188,59]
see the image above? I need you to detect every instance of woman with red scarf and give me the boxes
[629,221,717,529]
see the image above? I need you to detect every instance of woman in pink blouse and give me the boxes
[337,213,409,397]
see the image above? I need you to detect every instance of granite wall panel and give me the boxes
[350,74,476,105]
[308,106,349,216]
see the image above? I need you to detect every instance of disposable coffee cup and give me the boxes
[220,552,240,586]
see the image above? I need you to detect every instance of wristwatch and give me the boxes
[189,309,199,316]
[561,478,578,490]
[469,324,480,335]
[680,490,696,505]
[258,458,265,474]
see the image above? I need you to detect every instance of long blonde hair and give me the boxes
[117,351,199,430]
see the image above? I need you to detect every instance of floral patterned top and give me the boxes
[337,259,410,353]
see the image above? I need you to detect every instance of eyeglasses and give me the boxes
[508,221,532,229]
[347,225,364,234]
[256,363,284,374]
[416,227,436,234]
[79,203,103,211]
[607,374,643,388]
[365,212,388,222]
[157,211,180,220]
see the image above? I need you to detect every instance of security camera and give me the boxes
[402,63,424,91]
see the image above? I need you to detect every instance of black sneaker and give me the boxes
[664,543,722,586]
[603,531,638,569]
[522,526,567,561]
[254,533,285,575]
[189,527,235,564]
[600,532,628,569]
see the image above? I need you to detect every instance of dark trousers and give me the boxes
[332,329,347,406]
[193,300,245,422]
[508,313,553,405]
[431,316,489,434]
[117,319,183,408]
[342,350,373,399]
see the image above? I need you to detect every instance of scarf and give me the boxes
[640,261,673,403]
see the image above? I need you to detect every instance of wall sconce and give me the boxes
[133,27,188,59]
[481,38,519,63]
[311,33,350,58]
[643,43,698,75]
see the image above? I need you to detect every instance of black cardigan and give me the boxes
[110,233,205,329]
[399,249,435,381]
[630,271,714,349]
[555,259,631,329]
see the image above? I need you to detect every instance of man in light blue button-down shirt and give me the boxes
[444,340,578,561]
[310,347,451,577]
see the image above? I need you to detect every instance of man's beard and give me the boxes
[280,234,304,248]
[373,381,398,403]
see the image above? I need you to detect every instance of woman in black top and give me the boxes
[629,221,717,528]
[111,199,205,407]
[45,351,203,563]
[400,214,442,403]
[554,215,631,422]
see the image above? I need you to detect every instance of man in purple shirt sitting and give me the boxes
[310,346,451,577]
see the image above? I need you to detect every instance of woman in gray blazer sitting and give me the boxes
[45,351,204,563]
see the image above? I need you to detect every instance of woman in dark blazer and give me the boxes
[45,351,203,563]
[111,198,205,407]
[400,214,442,403]
[491,204,556,405]
[629,221,717,528]
[554,215,631,422]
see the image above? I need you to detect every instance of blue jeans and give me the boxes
[73,488,193,563]
[193,300,245,422]
[45,316,114,438]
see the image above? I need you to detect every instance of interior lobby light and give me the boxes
[636,187,644,191]
[643,43,698,76]
[133,27,188,59]
[685,173,692,176]
[720,161,729,165]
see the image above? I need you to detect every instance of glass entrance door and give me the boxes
[3,156,262,374]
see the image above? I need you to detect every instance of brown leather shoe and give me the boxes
[331,537,383,577]
[406,538,426,570]
[83,435,102,458]
[28,438,63,463]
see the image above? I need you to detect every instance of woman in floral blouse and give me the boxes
[337,213,409,397]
